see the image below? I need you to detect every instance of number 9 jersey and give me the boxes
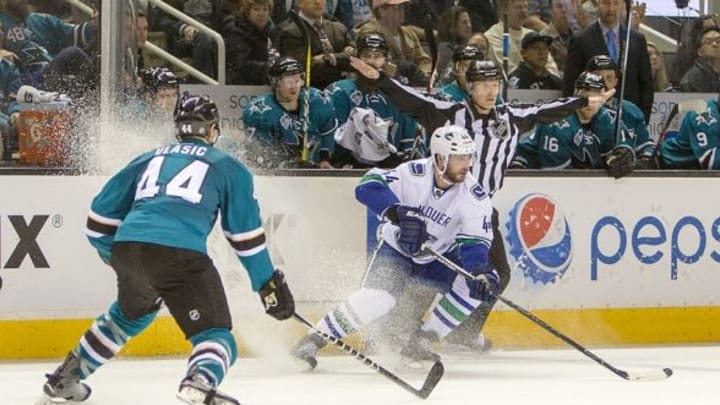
[85,139,274,291]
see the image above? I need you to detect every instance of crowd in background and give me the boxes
[0,0,719,172]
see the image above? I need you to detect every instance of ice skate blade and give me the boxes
[177,386,240,405]
[35,393,70,405]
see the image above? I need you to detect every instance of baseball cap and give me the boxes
[521,32,552,50]
[372,0,409,9]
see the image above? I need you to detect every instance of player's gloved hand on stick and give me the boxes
[467,268,500,301]
[384,205,429,256]
[605,145,635,179]
[259,269,295,320]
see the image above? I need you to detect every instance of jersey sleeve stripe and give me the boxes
[234,243,267,257]
[86,216,118,236]
[359,173,388,186]
[224,227,264,241]
[227,233,266,253]
[88,210,122,226]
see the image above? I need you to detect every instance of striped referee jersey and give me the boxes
[377,74,589,196]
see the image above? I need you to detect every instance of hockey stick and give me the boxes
[502,12,509,101]
[424,14,438,93]
[288,11,312,163]
[613,0,633,145]
[422,246,673,382]
[292,313,444,399]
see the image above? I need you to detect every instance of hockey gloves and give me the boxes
[259,269,295,320]
[467,268,500,302]
[605,145,635,179]
[385,205,429,256]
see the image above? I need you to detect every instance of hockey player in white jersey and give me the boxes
[291,125,498,367]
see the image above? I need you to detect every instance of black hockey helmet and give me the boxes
[574,71,606,92]
[453,45,484,63]
[357,32,389,56]
[174,91,220,144]
[465,59,502,82]
[268,57,304,81]
[140,66,179,93]
[585,54,617,72]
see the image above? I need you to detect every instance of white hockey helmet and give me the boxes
[430,125,476,175]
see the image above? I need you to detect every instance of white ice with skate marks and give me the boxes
[4,345,720,405]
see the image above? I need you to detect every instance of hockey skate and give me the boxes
[400,330,441,365]
[35,351,91,405]
[442,333,493,354]
[177,367,240,405]
[290,332,327,370]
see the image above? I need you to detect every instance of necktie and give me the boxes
[313,21,334,55]
[606,29,618,62]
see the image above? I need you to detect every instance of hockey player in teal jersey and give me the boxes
[291,125,498,368]
[329,32,417,167]
[513,72,635,172]
[660,98,720,170]
[586,55,656,168]
[37,93,295,405]
[0,0,95,73]
[435,45,485,103]
[242,56,338,168]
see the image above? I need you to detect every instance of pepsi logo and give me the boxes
[506,193,573,284]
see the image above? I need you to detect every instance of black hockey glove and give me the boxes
[605,146,635,179]
[258,269,295,320]
[468,267,500,302]
[384,205,429,256]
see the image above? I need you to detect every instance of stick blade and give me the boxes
[621,367,673,382]
[417,360,444,399]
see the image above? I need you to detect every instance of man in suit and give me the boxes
[279,0,352,89]
[562,0,653,121]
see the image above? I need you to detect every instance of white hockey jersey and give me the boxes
[357,158,494,264]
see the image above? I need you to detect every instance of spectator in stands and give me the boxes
[328,32,416,167]
[402,0,452,32]
[525,0,551,31]
[647,41,670,92]
[355,0,431,87]
[670,14,718,87]
[513,71,635,177]
[660,96,720,169]
[586,54,655,167]
[149,0,223,80]
[465,31,508,77]
[680,27,720,93]
[562,0,653,121]
[576,0,596,29]
[458,0,497,33]
[485,0,561,79]
[278,0,351,89]
[435,45,484,101]
[131,10,149,72]
[0,0,97,100]
[540,0,578,75]
[435,6,473,83]
[137,66,180,118]
[0,44,21,161]
[328,0,372,32]
[223,0,279,85]
[508,32,562,89]
[242,57,337,168]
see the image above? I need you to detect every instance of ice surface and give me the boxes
[2,346,718,404]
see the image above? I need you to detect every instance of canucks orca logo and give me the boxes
[506,193,572,284]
